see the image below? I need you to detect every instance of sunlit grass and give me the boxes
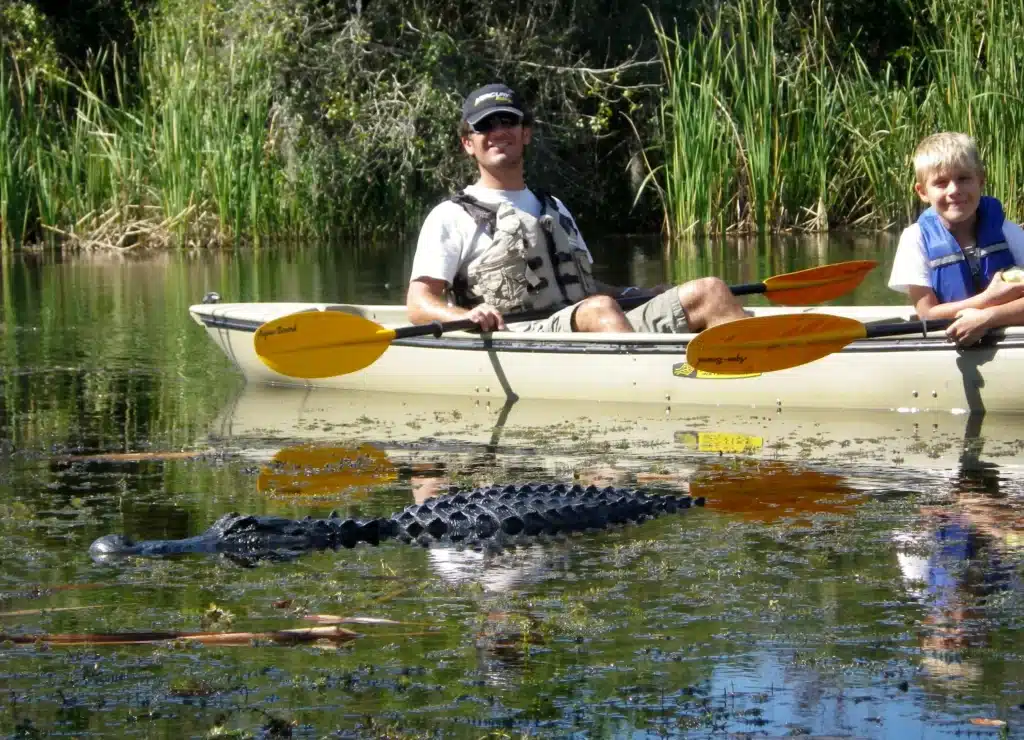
[0,0,325,250]
[6,0,1024,247]
[645,0,1024,237]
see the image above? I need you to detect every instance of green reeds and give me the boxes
[0,60,34,249]
[642,9,737,237]
[0,0,318,250]
[921,0,1024,217]
[647,0,1024,237]
[646,0,844,236]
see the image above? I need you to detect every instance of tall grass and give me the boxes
[0,60,34,249]
[0,0,323,250]
[642,9,737,236]
[646,0,1024,237]
[923,0,1024,217]
[7,0,1024,247]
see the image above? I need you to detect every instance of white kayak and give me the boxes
[189,301,1024,414]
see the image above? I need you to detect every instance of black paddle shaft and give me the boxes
[392,294,655,340]
[729,281,768,297]
[391,281,804,339]
[865,318,954,339]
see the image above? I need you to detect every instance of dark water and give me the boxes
[2,235,1024,739]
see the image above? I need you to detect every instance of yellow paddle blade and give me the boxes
[254,311,397,379]
[686,314,868,374]
[761,260,878,305]
[257,444,397,496]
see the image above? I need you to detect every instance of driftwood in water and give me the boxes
[1,625,358,647]
[61,450,215,463]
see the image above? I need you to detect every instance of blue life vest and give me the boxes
[920,195,1016,303]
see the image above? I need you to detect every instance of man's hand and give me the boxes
[466,303,505,332]
[946,307,993,346]
[980,272,1024,306]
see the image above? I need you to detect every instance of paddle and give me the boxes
[255,260,877,379]
[685,313,955,375]
[726,259,877,305]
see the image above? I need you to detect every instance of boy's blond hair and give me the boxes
[913,132,985,184]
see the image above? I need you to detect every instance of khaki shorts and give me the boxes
[512,290,688,333]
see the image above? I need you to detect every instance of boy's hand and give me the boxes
[981,272,1024,305]
[1002,267,1024,283]
[946,307,993,346]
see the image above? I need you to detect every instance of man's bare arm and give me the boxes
[910,285,992,320]
[407,278,464,324]
[406,278,505,331]
[911,274,1024,320]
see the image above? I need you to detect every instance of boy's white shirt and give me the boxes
[410,184,593,287]
[887,220,1024,294]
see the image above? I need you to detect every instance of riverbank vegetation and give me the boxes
[647,0,1024,236]
[2,0,1023,248]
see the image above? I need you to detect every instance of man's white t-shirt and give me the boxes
[888,220,1024,294]
[410,184,593,287]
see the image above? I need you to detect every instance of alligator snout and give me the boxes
[89,533,137,562]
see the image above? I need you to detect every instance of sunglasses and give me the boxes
[469,113,524,134]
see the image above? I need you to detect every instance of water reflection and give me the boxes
[214,384,1024,480]
[210,385,1024,599]
[256,443,399,496]
[688,459,867,521]
[8,244,1024,737]
[895,470,1024,688]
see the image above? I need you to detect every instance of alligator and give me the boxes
[90,483,703,564]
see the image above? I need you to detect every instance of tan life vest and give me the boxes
[450,192,597,314]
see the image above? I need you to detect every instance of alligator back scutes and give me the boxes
[88,483,705,562]
[389,483,700,545]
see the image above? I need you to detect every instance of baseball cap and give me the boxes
[461,84,527,126]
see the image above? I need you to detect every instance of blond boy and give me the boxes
[888,132,1024,345]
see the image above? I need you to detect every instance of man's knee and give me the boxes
[572,294,628,331]
[678,277,739,309]
[681,277,731,300]
[582,294,622,312]
[677,276,747,330]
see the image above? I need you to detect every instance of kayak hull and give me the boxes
[189,302,1024,414]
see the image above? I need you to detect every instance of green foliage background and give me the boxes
[3,0,1012,247]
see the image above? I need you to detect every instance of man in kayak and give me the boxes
[888,132,1024,345]
[406,83,749,333]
